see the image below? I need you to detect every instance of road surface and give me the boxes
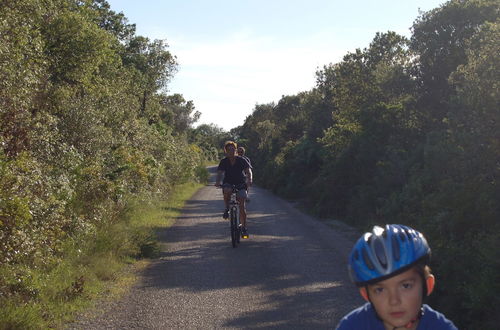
[70,167,362,329]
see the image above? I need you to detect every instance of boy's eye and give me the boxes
[372,287,384,294]
[402,282,413,289]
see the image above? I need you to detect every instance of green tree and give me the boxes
[0,0,49,156]
[86,0,137,41]
[189,123,230,161]
[0,1,210,314]
[316,31,415,217]
[160,94,201,135]
[122,36,177,115]
[410,0,499,126]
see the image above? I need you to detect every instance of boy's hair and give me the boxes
[224,141,237,151]
[415,263,432,279]
[348,224,431,287]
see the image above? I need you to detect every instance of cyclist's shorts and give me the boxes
[222,183,248,199]
[235,189,248,199]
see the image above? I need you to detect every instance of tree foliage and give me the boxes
[0,0,207,313]
[188,123,232,161]
[237,1,499,328]
[1,0,497,328]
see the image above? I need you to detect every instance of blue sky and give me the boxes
[106,0,446,130]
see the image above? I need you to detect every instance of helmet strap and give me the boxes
[391,308,424,329]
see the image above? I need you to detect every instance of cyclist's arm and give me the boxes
[215,170,224,187]
[244,167,253,186]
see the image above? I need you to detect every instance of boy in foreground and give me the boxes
[336,224,457,330]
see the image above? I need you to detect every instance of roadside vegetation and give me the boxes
[235,1,499,329]
[0,182,203,329]
[0,0,220,328]
[1,1,498,330]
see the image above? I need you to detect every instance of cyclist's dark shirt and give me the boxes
[218,156,250,185]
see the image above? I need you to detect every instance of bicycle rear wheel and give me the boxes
[236,223,241,244]
[230,208,238,248]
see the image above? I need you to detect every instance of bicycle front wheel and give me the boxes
[230,208,238,248]
[236,209,241,244]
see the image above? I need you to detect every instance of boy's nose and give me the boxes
[388,290,401,305]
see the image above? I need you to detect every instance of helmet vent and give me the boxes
[362,248,375,270]
[392,234,401,261]
[405,230,413,241]
[374,239,387,268]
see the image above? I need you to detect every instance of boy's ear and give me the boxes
[426,274,435,296]
[359,287,369,302]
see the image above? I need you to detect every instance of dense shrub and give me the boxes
[238,1,499,328]
[0,0,207,317]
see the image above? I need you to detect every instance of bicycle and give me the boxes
[220,184,247,248]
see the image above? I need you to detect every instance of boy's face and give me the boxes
[367,267,424,330]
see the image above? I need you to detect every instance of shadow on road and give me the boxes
[139,182,360,329]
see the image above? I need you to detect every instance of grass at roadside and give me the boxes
[0,181,204,330]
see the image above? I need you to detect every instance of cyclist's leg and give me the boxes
[236,190,248,227]
[222,186,232,218]
[222,188,231,208]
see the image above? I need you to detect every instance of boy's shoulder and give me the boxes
[419,304,458,329]
[335,303,385,330]
[336,303,457,330]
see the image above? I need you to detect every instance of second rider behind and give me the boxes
[215,141,253,238]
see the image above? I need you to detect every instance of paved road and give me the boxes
[71,167,362,329]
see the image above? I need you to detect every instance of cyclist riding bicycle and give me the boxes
[215,141,253,238]
[237,146,252,201]
[237,146,252,168]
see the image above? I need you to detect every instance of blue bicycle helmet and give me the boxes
[348,224,431,286]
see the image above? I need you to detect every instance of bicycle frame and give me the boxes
[219,183,246,247]
[229,186,241,248]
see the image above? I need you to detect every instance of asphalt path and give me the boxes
[70,167,362,329]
